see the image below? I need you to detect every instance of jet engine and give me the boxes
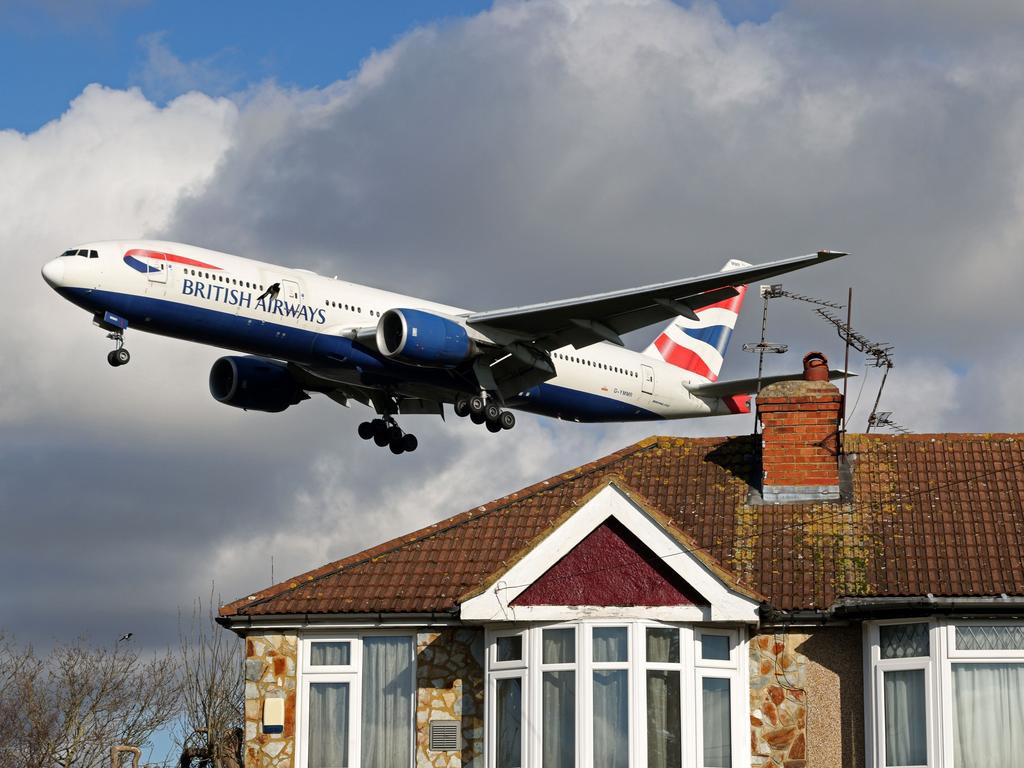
[376,308,476,366]
[209,356,309,413]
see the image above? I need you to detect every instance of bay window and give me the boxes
[867,619,1024,768]
[486,621,747,768]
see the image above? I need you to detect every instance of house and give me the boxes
[218,360,1024,768]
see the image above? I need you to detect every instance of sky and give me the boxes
[4,0,1024,694]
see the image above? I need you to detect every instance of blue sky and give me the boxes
[0,1,493,132]
[0,0,788,133]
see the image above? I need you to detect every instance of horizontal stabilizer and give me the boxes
[687,369,855,399]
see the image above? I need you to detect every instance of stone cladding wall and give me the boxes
[244,633,298,768]
[750,627,865,768]
[416,628,486,768]
[750,632,807,767]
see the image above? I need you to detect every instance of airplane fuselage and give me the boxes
[42,241,741,424]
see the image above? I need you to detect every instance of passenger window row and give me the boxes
[324,300,381,318]
[184,268,262,291]
[551,351,638,378]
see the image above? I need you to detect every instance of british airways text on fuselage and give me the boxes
[180,278,327,325]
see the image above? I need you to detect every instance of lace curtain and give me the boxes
[361,636,414,768]
[308,682,350,768]
[952,663,1024,768]
[883,669,927,766]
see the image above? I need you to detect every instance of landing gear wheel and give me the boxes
[402,434,418,452]
[389,439,405,455]
[386,425,403,444]
[372,421,391,447]
[468,395,486,415]
[499,411,516,430]
[115,348,130,366]
[486,420,502,433]
[357,421,374,440]
[454,396,471,418]
[483,402,501,422]
[107,350,119,367]
[470,411,486,425]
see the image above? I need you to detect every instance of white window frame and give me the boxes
[694,627,746,768]
[492,628,529,670]
[485,620,748,768]
[296,632,416,768]
[866,617,1024,768]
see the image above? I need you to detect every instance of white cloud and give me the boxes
[0,84,236,428]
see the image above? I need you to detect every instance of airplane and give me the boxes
[41,242,845,454]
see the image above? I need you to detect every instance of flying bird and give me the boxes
[119,632,133,642]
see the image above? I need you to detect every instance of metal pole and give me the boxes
[753,290,770,435]
[842,287,852,449]
[866,363,891,434]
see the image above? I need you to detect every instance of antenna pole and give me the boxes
[754,289,770,435]
[842,287,852,448]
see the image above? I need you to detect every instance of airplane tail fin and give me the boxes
[642,259,750,384]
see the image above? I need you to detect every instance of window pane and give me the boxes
[310,641,351,666]
[647,670,681,768]
[543,628,576,664]
[497,635,523,662]
[956,624,1024,652]
[952,663,1024,768]
[880,623,929,659]
[594,670,629,768]
[646,628,679,664]
[700,634,730,661]
[543,670,575,768]
[361,636,414,768]
[594,627,628,663]
[702,678,731,768]
[883,669,927,766]
[496,677,523,768]
[309,682,349,768]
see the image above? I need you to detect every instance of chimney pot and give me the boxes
[803,351,830,382]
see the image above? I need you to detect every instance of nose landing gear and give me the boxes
[454,394,516,433]
[357,418,418,454]
[106,331,130,367]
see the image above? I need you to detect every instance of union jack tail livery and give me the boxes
[643,259,750,384]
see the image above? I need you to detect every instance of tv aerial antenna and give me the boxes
[745,283,905,436]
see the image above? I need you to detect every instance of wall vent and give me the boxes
[428,720,460,751]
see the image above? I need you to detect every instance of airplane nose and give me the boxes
[41,259,65,288]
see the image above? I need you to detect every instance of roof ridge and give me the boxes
[220,434,668,616]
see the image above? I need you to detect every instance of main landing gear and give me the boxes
[106,331,130,367]
[357,418,418,455]
[453,394,515,433]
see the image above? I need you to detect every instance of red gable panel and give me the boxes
[511,517,707,607]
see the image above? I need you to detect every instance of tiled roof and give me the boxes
[220,433,1024,617]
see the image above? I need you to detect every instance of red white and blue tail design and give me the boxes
[642,259,750,386]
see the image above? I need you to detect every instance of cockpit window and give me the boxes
[60,249,98,258]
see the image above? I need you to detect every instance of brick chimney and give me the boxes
[757,352,843,503]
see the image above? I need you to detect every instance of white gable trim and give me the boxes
[459,484,759,623]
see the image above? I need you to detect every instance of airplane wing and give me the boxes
[466,251,845,350]
[686,369,854,399]
[463,250,846,399]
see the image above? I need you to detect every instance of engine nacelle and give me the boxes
[376,308,475,366]
[209,356,308,413]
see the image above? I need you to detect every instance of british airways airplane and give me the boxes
[41,242,844,453]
